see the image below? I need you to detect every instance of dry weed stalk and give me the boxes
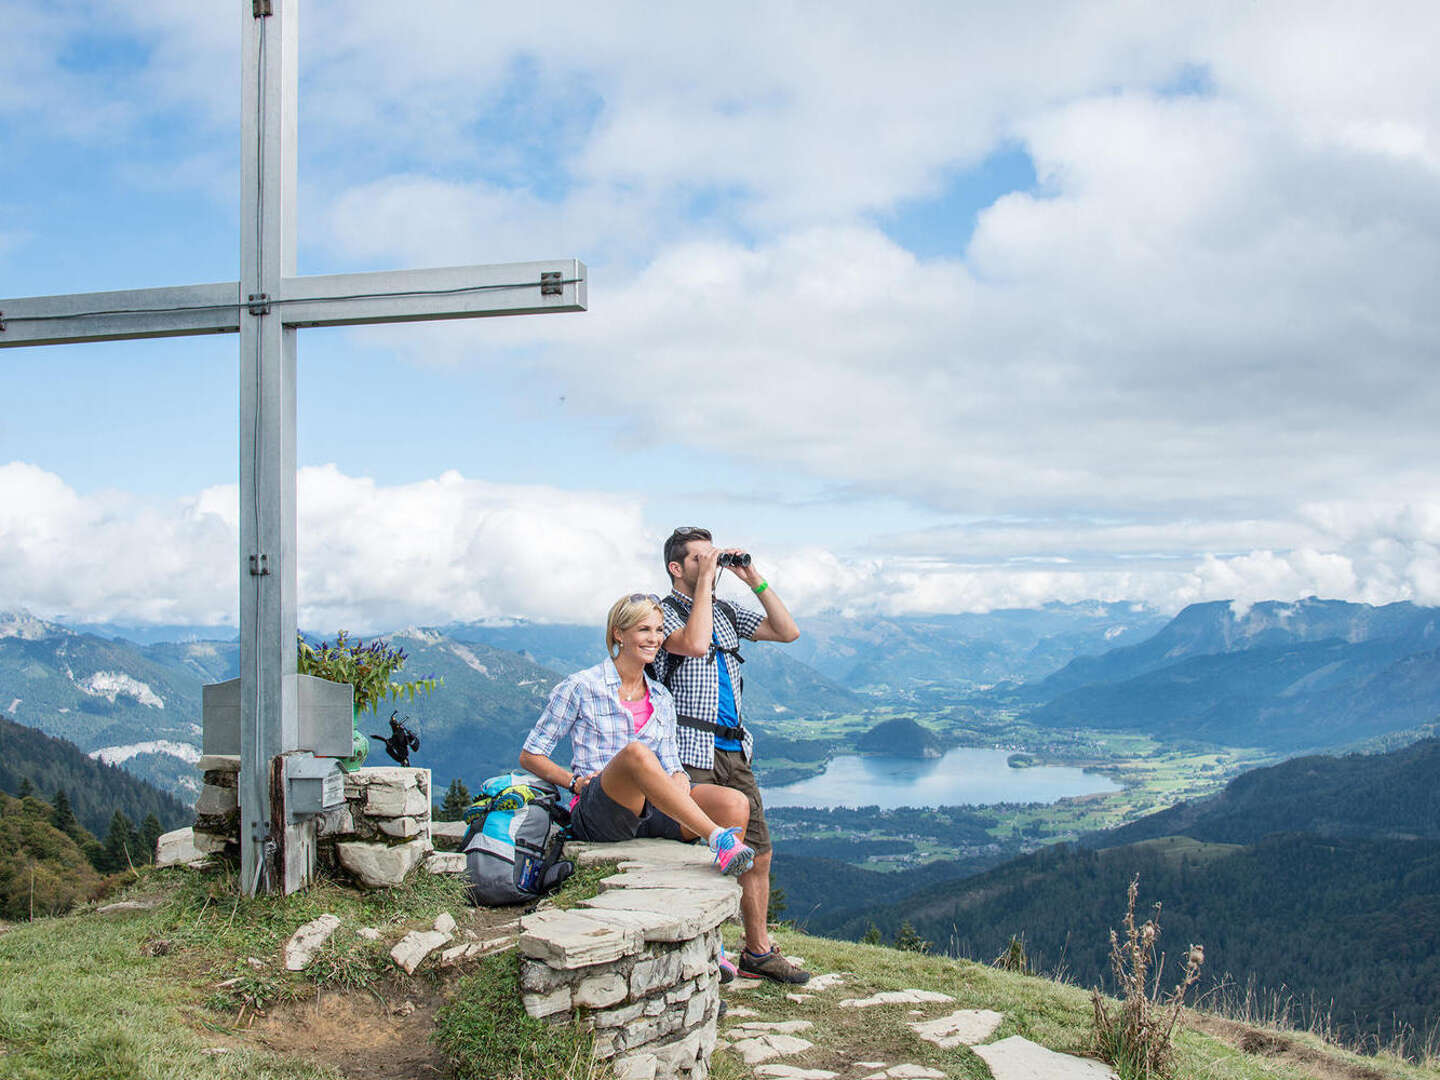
[1091,874,1204,1080]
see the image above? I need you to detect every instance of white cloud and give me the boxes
[3,462,1439,628]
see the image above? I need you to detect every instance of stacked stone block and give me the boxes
[191,754,241,860]
[517,842,741,1080]
[320,766,434,888]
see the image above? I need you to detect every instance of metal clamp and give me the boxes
[247,293,271,316]
[249,553,270,576]
[253,0,273,16]
[0,310,6,332]
[540,272,563,296]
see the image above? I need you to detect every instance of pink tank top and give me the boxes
[622,689,654,732]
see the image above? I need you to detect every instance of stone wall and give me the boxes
[318,766,436,888]
[163,762,443,890]
[190,754,241,860]
[518,839,740,1080]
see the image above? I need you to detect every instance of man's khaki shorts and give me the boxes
[685,747,771,854]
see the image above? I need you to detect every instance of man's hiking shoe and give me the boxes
[738,948,811,984]
[710,826,755,877]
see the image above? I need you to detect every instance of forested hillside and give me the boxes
[1092,738,1440,847]
[0,715,190,836]
[816,737,1440,1053]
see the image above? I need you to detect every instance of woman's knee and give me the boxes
[611,740,658,770]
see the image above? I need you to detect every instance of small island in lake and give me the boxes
[857,717,943,759]
[1007,752,1039,768]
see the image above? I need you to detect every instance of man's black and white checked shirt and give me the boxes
[651,587,764,768]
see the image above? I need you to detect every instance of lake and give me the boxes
[761,748,1120,810]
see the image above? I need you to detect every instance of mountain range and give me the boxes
[0,601,1162,799]
[7,596,1440,803]
[1010,598,1440,751]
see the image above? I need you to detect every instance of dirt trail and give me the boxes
[253,987,450,1080]
[1187,1013,1390,1080]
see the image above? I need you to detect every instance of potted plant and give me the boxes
[296,632,441,770]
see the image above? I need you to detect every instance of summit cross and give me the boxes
[0,0,587,894]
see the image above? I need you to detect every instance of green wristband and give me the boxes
[752,580,768,595]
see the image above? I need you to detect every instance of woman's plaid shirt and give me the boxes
[651,588,764,768]
[521,658,683,778]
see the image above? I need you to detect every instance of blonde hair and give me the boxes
[606,594,663,659]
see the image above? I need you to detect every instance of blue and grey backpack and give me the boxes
[460,772,574,906]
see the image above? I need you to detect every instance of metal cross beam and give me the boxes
[0,0,586,895]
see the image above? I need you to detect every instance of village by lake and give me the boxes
[761,747,1121,810]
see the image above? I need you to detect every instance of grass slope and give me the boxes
[2,863,1437,1080]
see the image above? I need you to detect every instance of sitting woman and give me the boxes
[519,593,755,876]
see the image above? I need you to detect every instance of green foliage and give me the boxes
[894,920,931,953]
[434,951,595,1080]
[49,788,84,844]
[0,791,103,918]
[768,871,788,923]
[993,934,1032,974]
[296,631,441,715]
[139,814,163,863]
[438,776,472,821]
[861,922,883,945]
[98,810,142,875]
[856,716,943,758]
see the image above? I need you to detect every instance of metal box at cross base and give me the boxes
[285,753,347,819]
[201,674,355,758]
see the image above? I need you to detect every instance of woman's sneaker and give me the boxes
[710,826,755,877]
[738,947,811,985]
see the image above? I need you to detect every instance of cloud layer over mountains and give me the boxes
[2,462,1436,630]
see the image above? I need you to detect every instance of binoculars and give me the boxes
[717,552,752,567]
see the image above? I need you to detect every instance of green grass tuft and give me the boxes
[434,950,598,1080]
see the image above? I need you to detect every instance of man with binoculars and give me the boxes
[651,526,806,983]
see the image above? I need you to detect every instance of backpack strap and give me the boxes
[652,595,745,681]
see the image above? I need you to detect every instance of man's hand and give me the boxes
[696,542,722,584]
[724,549,765,589]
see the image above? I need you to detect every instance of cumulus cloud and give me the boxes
[4,463,1439,629]
[0,462,661,630]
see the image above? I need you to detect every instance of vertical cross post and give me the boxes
[239,0,301,894]
[0,1,587,897]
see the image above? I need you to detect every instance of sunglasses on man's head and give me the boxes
[629,593,662,603]
[670,527,711,540]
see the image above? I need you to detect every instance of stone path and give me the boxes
[972,1036,1118,1080]
[716,963,1117,1080]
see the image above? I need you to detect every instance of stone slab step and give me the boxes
[565,837,714,868]
[971,1036,1118,1080]
[519,907,644,969]
[908,1008,1004,1048]
[578,885,738,938]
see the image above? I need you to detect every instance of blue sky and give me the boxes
[3,1,1439,631]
